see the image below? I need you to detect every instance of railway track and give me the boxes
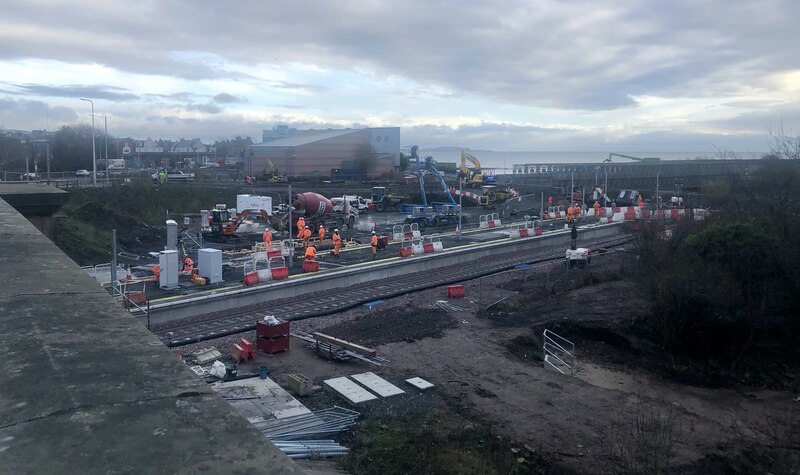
[157,234,635,346]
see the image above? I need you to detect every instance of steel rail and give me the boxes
[157,234,634,346]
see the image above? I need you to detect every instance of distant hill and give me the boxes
[420,146,469,152]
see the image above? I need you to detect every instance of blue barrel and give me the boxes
[259,365,269,379]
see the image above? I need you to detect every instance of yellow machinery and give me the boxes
[460,150,495,187]
[263,159,279,181]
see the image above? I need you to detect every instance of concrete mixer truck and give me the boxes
[270,192,358,232]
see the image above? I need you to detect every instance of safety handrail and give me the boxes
[543,329,575,374]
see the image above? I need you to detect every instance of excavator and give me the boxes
[460,150,496,187]
[262,159,286,182]
[208,205,270,239]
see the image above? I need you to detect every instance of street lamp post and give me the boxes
[655,172,660,209]
[92,114,108,182]
[24,144,30,176]
[602,158,611,207]
[457,175,463,239]
[80,98,96,186]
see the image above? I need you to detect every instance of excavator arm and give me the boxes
[230,209,270,232]
[460,149,492,187]
[461,150,483,175]
[459,151,471,177]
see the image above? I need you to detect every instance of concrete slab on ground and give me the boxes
[351,372,405,398]
[462,231,509,242]
[406,376,435,390]
[324,376,378,404]
[214,377,311,422]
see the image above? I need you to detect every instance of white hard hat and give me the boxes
[371,231,376,234]
[334,229,338,232]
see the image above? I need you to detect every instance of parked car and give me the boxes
[21,172,39,180]
[75,169,90,177]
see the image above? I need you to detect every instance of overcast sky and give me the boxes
[1,0,797,152]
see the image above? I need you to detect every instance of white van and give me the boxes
[344,195,370,211]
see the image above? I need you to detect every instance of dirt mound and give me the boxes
[71,201,146,232]
[70,201,161,256]
[319,306,456,347]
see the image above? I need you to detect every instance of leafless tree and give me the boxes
[769,124,800,160]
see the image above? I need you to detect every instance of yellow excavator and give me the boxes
[263,159,283,182]
[460,150,496,188]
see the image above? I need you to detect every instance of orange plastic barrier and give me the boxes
[271,267,289,280]
[243,272,259,286]
[447,285,465,298]
[302,260,319,273]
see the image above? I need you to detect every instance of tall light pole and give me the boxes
[570,172,574,204]
[80,98,96,186]
[655,172,660,209]
[92,114,107,182]
[602,158,611,207]
[457,175,463,239]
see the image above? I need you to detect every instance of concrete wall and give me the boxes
[0,197,299,473]
[368,127,401,167]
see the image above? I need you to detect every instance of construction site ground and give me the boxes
[183,250,798,474]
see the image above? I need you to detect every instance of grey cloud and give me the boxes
[0,97,78,128]
[269,81,329,93]
[692,101,800,137]
[3,1,798,111]
[213,93,247,104]
[13,84,139,102]
[143,92,204,101]
[185,103,223,114]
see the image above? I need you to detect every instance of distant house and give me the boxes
[135,138,163,153]
[172,139,208,153]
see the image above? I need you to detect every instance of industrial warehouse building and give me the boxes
[248,127,400,178]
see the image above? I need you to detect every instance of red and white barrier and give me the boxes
[244,256,289,285]
[398,240,413,258]
[479,213,502,229]
[423,235,444,253]
[583,207,706,224]
[411,237,425,255]
[509,220,544,239]
[393,223,421,242]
